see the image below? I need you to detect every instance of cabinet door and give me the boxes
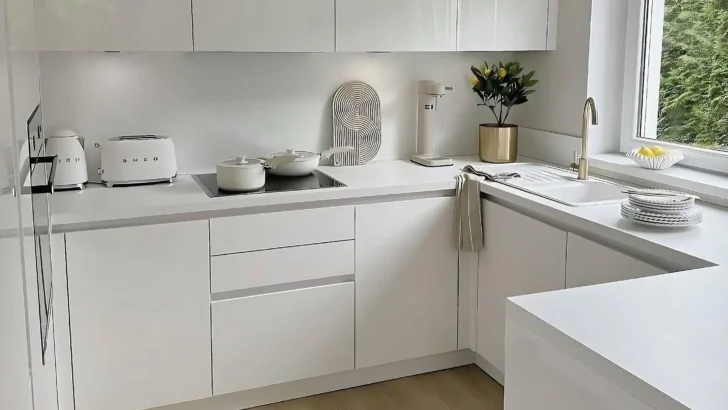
[356,197,458,368]
[496,0,550,50]
[566,234,666,288]
[477,200,566,381]
[458,0,552,51]
[458,0,497,50]
[35,0,193,51]
[336,0,457,52]
[193,0,335,52]
[66,221,211,410]
[212,283,355,395]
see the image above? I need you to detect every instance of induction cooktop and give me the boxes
[192,171,346,198]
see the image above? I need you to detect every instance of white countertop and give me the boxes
[50,156,728,269]
[508,267,728,410]
[49,159,463,232]
[47,156,728,409]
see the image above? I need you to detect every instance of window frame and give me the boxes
[620,0,728,174]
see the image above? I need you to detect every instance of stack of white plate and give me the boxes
[621,189,702,227]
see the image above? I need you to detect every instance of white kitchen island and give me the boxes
[506,266,728,410]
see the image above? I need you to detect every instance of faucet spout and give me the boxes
[578,97,598,180]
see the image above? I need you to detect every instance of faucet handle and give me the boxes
[570,150,580,173]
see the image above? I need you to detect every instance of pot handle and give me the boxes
[321,146,354,159]
[264,154,300,169]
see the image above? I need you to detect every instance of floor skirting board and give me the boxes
[153,350,476,410]
[475,353,504,386]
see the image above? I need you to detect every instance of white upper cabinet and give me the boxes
[566,234,666,289]
[35,0,193,51]
[336,0,457,52]
[33,0,557,52]
[355,197,458,368]
[458,0,557,51]
[193,0,336,52]
[458,0,497,50]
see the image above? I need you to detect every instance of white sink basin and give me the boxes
[524,179,628,207]
[475,163,628,207]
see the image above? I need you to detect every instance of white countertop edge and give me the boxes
[50,177,457,233]
[506,292,692,410]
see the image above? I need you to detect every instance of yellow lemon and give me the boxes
[650,146,670,156]
[638,146,656,157]
[470,77,480,87]
[497,68,507,78]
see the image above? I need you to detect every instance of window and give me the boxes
[622,0,728,173]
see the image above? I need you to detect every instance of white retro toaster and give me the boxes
[99,135,177,187]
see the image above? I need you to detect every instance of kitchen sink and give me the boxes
[476,163,627,207]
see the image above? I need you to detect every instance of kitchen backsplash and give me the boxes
[39,51,515,173]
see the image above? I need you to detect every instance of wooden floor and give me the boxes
[254,366,504,410]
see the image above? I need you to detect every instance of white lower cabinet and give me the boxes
[477,200,567,381]
[65,221,212,410]
[566,234,666,288]
[355,197,459,368]
[212,283,355,395]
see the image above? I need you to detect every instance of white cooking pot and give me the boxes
[216,155,298,192]
[267,147,353,177]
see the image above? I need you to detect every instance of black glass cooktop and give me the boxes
[193,171,346,198]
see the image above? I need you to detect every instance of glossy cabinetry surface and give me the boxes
[355,197,459,368]
[65,221,211,410]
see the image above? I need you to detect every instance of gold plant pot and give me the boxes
[479,124,518,163]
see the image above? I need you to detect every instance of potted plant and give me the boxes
[471,61,537,163]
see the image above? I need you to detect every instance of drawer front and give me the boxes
[211,241,355,293]
[210,206,355,255]
[212,283,355,395]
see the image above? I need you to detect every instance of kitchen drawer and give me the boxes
[212,283,355,395]
[211,241,354,293]
[210,206,355,255]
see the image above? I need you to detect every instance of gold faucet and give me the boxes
[574,97,599,180]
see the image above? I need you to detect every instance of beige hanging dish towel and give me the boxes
[454,172,484,252]
[454,166,521,252]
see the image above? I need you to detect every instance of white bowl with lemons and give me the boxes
[626,146,684,170]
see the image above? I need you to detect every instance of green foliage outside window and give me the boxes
[658,0,728,149]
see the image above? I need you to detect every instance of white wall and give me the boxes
[512,0,630,166]
[39,51,513,174]
[586,0,629,154]
[515,0,592,138]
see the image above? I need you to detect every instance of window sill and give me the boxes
[590,153,728,207]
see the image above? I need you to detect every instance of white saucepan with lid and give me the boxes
[216,155,298,191]
[266,147,353,177]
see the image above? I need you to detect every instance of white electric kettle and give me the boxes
[45,129,88,190]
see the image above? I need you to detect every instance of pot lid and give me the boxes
[268,149,317,161]
[50,129,78,138]
[217,156,264,169]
